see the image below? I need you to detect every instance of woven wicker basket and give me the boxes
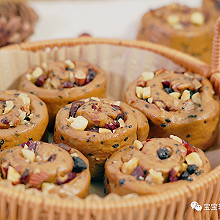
[1,21,220,220]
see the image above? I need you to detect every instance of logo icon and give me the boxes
[191,201,202,211]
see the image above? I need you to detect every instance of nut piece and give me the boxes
[192,92,202,105]
[41,62,48,73]
[18,93,30,105]
[51,76,61,89]
[121,157,139,175]
[181,163,188,172]
[185,152,202,167]
[75,70,86,86]
[192,79,202,90]
[99,128,112,133]
[65,60,75,69]
[118,118,125,127]
[141,71,154,82]
[31,67,44,83]
[41,182,55,194]
[22,148,35,162]
[7,166,21,184]
[169,92,181,99]
[143,87,151,99]
[190,12,205,26]
[70,116,88,131]
[26,73,32,81]
[169,135,182,143]
[181,90,190,101]
[90,97,101,102]
[145,169,164,184]
[69,72,75,83]
[3,101,14,114]
[133,140,143,150]
[167,14,180,25]
[136,86,144,99]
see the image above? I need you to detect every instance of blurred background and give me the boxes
[27,0,203,41]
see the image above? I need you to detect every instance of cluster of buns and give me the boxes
[0,59,218,197]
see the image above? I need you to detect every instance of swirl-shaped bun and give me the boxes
[104,136,211,196]
[18,60,107,124]
[0,141,90,198]
[0,90,48,149]
[54,97,149,179]
[124,69,220,150]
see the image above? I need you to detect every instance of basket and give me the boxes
[0,27,220,220]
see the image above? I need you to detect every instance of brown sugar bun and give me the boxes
[104,136,211,196]
[0,90,48,150]
[124,69,220,151]
[136,3,216,63]
[54,97,149,179]
[18,60,107,124]
[0,140,90,198]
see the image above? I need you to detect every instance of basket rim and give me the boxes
[0,37,218,210]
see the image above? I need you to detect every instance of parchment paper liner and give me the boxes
[0,37,219,220]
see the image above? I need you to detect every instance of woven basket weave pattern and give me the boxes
[0,37,220,220]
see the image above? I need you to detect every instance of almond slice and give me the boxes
[99,128,112,133]
[181,90,190,101]
[50,76,61,89]
[75,70,86,86]
[65,60,75,69]
[121,157,139,175]
[136,86,143,99]
[192,79,202,90]
[192,92,202,105]
[31,67,44,83]
[143,87,151,99]
[169,135,182,143]
[22,148,35,162]
[169,92,181,99]
[3,100,14,114]
[7,166,21,184]
[29,171,49,187]
[133,140,143,150]
[18,93,30,105]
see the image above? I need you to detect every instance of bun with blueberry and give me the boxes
[124,69,219,150]
[104,136,211,196]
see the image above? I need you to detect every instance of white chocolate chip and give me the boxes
[190,12,205,26]
[167,14,180,25]
[192,92,202,105]
[121,157,139,175]
[18,93,30,105]
[181,90,190,101]
[65,60,75,69]
[70,116,88,131]
[26,73,32,81]
[141,71,154,82]
[7,166,21,184]
[169,92,181,99]
[99,128,112,133]
[3,101,14,114]
[185,152,202,167]
[118,118,125,127]
[145,169,164,184]
[169,135,182,143]
[143,87,151,99]
[136,86,144,99]
[22,148,35,162]
[31,67,44,83]
[133,140,143,150]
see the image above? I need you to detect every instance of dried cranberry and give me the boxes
[91,103,97,110]
[69,101,85,117]
[48,154,57,162]
[168,168,178,182]
[131,165,144,179]
[21,139,41,153]
[162,81,170,86]
[111,104,121,111]
[72,157,87,173]
[35,74,48,87]
[85,69,97,84]
[2,163,10,178]
[182,139,197,155]
[56,172,76,185]
[104,120,120,131]
[57,143,71,153]
[20,169,29,184]
[145,139,151,142]
[61,81,75,88]
[1,117,10,124]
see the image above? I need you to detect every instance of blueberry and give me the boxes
[180,171,190,180]
[187,164,197,174]
[72,157,87,173]
[163,87,174,94]
[157,148,171,159]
